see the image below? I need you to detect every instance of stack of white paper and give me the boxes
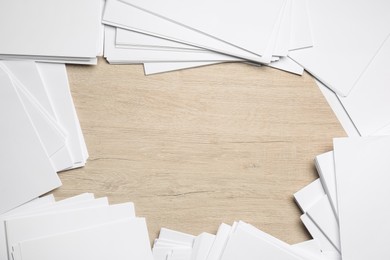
[0,193,153,260]
[278,0,390,137]
[289,0,390,97]
[295,135,390,260]
[101,0,311,75]
[315,35,390,137]
[0,61,89,214]
[152,223,340,260]
[0,0,104,64]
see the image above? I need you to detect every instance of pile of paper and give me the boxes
[294,135,390,260]
[0,0,104,64]
[0,61,89,214]
[152,223,339,260]
[0,193,153,260]
[284,0,390,137]
[101,0,312,75]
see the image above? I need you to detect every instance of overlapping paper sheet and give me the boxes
[0,193,153,260]
[289,0,390,97]
[0,61,88,214]
[315,35,390,137]
[152,223,339,260]
[102,0,312,74]
[295,135,390,260]
[101,0,390,137]
[0,0,104,64]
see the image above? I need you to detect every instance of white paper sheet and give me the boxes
[1,61,57,119]
[105,27,241,63]
[300,214,339,253]
[334,136,390,260]
[0,196,55,260]
[144,61,222,75]
[144,56,303,75]
[13,218,153,260]
[0,62,74,171]
[120,0,286,58]
[37,63,88,168]
[103,0,272,63]
[289,0,390,96]
[220,222,302,260]
[116,28,200,50]
[0,0,102,62]
[206,223,232,260]
[336,35,390,136]
[273,0,292,57]
[315,151,338,215]
[293,179,325,213]
[5,203,135,258]
[0,68,61,214]
[316,80,360,137]
[289,0,312,50]
[306,195,340,252]
[192,233,215,260]
[158,228,196,246]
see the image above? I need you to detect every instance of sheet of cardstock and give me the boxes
[334,136,390,260]
[316,80,360,137]
[105,27,241,63]
[153,248,174,260]
[53,193,95,204]
[4,197,107,260]
[292,239,340,260]
[206,223,232,260]
[97,0,106,57]
[116,28,200,50]
[273,0,292,57]
[294,179,325,213]
[12,218,153,260]
[337,35,390,136]
[300,214,339,253]
[315,151,338,215]
[0,0,101,60]
[268,57,303,75]
[158,228,195,246]
[120,0,286,58]
[11,78,66,157]
[0,68,61,215]
[292,239,322,256]
[220,222,301,260]
[291,241,324,260]
[103,0,272,63]
[37,62,88,167]
[289,0,390,96]
[0,61,57,120]
[192,233,215,260]
[0,197,55,260]
[144,62,222,75]
[144,56,303,75]
[306,195,340,252]
[0,62,73,171]
[5,203,135,258]
[289,0,312,50]
[153,247,192,260]
[241,221,313,259]
[168,249,193,260]
[154,240,192,249]
[0,55,98,65]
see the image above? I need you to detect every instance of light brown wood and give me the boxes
[54,58,345,244]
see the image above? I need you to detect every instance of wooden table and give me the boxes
[54,58,345,244]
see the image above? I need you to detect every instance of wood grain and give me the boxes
[54,58,345,244]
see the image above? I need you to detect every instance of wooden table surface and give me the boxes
[54,58,345,244]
